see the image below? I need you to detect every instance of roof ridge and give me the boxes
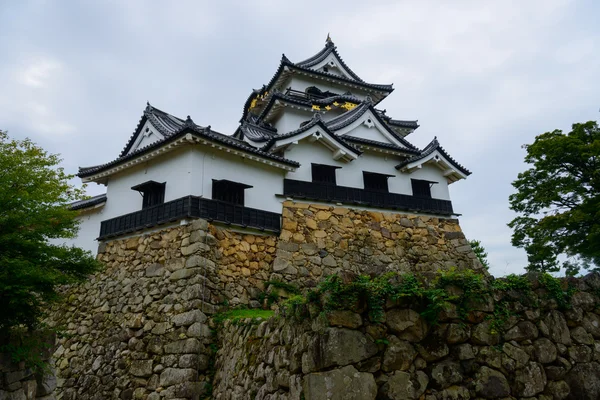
[395,137,471,175]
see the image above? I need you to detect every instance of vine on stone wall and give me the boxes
[279,270,580,333]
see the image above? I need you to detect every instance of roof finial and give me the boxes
[184,115,195,127]
[326,33,333,46]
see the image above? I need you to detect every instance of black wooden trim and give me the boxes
[283,179,454,215]
[98,196,280,240]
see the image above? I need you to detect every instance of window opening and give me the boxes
[131,181,166,209]
[363,172,392,192]
[311,164,340,185]
[411,179,437,198]
[212,179,253,206]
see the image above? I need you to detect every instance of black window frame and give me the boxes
[311,163,340,185]
[411,179,436,199]
[363,171,392,193]
[212,179,253,206]
[131,181,166,209]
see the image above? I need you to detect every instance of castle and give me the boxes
[68,36,470,254]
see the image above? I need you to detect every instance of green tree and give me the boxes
[508,121,600,274]
[469,239,490,270]
[0,131,100,335]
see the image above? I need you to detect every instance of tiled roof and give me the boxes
[323,101,420,153]
[237,121,279,143]
[256,91,363,121]
[295,40,365,83]
[79,105,300,178]
[240,49,393,121]
[70,193,107,210]
[119,103,185,157]
[376,110,419,130]
[262,114,361,156]
[341,135,415,154]
[395,137,471,175]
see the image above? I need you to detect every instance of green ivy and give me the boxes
[539,273,576,310]
[264,280,300,295]
[0,328,54,372]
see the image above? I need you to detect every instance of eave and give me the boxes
[79,130,299,184]
[241,58,393,122]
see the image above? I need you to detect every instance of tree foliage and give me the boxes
[508,121,600,274]
[469,240,490,270]
[0,131,100,334]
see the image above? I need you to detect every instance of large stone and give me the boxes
[439,386,470,400]
[303,328,378,372]
[187,322,212,338]
[145,263,164,277]
[302,365,376,400]
[472,320,500,346]
[415,333,449,362]
[545,380,570,400]
[533,338,557,364]
[382,336,417,372]
[385,309,428,342]
[513,362,546,397]
[185,254,215,269]
[159,368,198,387]
[582,312,600,338]
[171,310,207,326]
[446,323,470,344]
[382,371,429,400]
[568,344,592,363]
[326,311,362,329]
[430,360,463,389]
[564,362,600,400]
[504,321,539,342]
[544,311,572,345]
[164,338,202,354]
[273,257,291,272]
[503,342,530,368]
[571,292,596,311]
[570,326,594,345]
[474,366,510,398]
[36,370,57,396]
[130,360,153,377]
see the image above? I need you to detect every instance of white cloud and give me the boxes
[16,58,61,88]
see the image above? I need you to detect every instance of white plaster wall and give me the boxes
[284,141,450,200]
[343,123,395,144]
[128,121,164,154]
[402,164,451,200]
[189,146,285,214]
[272,108,312,133]
[102,147,194,221]
[49,206,105,255]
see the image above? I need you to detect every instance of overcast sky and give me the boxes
[1,0,598,276]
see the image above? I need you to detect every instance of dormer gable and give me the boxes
[396,138,471,183]
[325,102,420,154]
[127,120,165,155]
[263,115,361,162]
[120,103,185,157]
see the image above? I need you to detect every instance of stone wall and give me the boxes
[0,334,56,400]
[45,202,483,399]
[273,202,484,285]
[212,273,600,400]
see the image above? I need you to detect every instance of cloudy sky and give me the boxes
[1,0,598,276]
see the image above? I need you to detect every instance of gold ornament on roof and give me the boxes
[341,102,357,110]
[312,105,321,111]
[249,98,258,110]
[325,105,332,111]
